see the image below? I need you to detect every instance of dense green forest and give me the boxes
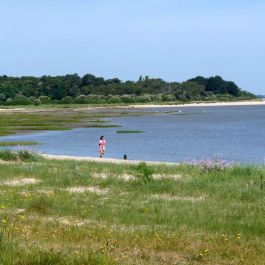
[0,74,256,105]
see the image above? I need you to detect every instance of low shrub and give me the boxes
[0,150,40,162]
[0,150,18,161]
[28,196,53,215]
[136,162,154,183]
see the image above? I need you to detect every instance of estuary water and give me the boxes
[1,105,265,164]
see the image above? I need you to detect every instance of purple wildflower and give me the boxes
[185,154,232,172]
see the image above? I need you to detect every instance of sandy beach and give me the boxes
[42,154,177,165]
[0,100,264,113]
[128,100,265,108]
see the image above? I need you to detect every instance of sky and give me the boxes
[0,0,264,94]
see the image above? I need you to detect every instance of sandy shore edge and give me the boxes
[0,100,264,112]
[42,154,177,165]
[128,100,265,108]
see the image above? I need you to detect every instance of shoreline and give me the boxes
[0,100,265,112]
[128,99,265,108]
[42,154,177,165]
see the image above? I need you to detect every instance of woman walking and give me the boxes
[98,136,106,158]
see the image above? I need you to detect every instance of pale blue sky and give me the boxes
[0,0,264,94]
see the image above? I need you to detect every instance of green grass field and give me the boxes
[0,151,264,264]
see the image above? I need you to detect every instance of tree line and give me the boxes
[0,74,256,105]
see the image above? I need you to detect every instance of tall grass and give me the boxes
[0,149,40,162]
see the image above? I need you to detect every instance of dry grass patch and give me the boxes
[91,173,183,182]
[0,159,21,165]
[92,172,109,179]
[119,174,135,181]
[153,174,182,180]
[0,207,26,215]
[93,173,135,181]
[1,178,41,186]
[151,194,206,202]
[20,189,54,196]
[64,186,109,195]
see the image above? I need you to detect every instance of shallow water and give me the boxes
[1,105,265,164]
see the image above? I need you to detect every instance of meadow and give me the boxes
[0,151,264,265]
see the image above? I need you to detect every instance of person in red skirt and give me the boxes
[98,136,106,158]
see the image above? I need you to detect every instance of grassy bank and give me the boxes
[0,108,124,136]
[0,152,264,264]
[0,141,40,146]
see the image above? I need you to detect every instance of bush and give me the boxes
[120,94,136,103]
[74,94,88,104]
[107,95,122,104]
[0,150,17,160]
[162,94,176,101]
[5,98,13,105]
[33,98,41,105]
[136,162,154,183]
[27,97,41,105]
[13,94,30,105]
[60,96,74,104]
[152,94,163,102]
[86,94,101,104]
[136,94,152,103]
[0,150,39,162]
[38,96,51,104]
[28,196,53,214]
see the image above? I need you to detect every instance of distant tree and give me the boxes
[52,83,66,100]
[81,74,96,86]
[176,81,205,100]
[0,73,256,105]
[106,78,121,84]
[225,81,240,97]
[188,76,208,86]
[206,76,227,94]
[0,81,18,98]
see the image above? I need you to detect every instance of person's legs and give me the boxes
[99,148,104,158]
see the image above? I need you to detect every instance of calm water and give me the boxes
[1,105,265,164]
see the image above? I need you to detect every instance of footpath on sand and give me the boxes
[42,154,178,166]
